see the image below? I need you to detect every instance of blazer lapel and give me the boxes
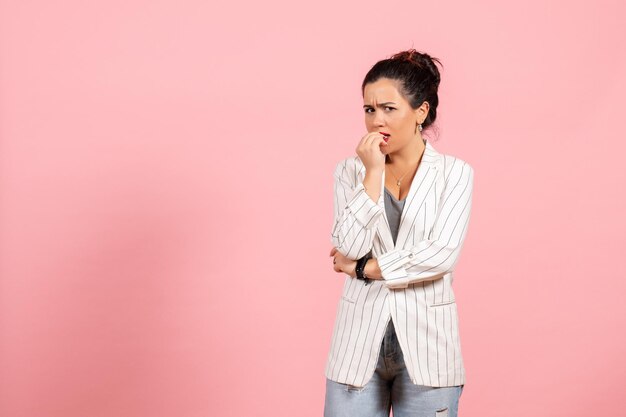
[376,169,395,253]
[356,140,444,254]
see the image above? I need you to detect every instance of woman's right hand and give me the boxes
[356,132,388,173]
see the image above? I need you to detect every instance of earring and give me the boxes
[418,123,423,132]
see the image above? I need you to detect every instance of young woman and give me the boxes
[324,49,474,417]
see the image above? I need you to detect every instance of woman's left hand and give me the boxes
[330,247,357,278]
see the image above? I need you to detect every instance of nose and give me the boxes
[373,112,386,127]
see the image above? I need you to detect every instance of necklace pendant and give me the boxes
[396,180,401,186]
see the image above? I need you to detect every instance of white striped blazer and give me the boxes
[324,139,474,388]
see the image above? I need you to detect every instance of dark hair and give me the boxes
[361,49,443,135]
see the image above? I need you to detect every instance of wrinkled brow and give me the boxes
[363,102,396,108]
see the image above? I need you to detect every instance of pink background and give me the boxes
[1,1,625,416]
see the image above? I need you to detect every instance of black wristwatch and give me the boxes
[355,253,372,285]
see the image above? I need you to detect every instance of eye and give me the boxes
[364,107,395,113]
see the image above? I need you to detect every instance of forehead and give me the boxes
[363,79,402,104]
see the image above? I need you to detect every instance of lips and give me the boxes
[379,131,391,142]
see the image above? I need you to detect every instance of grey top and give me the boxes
[384,186,406,245]
[363,186,406,260]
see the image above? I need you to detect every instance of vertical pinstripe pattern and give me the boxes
[325,141,473,388]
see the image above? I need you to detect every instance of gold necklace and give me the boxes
[387,164,412,187]
[387,147,426,187]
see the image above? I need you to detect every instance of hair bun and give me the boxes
[390,48,441,85]
[392,49,419,63]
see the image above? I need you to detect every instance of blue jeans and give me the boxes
[324,319,464,417]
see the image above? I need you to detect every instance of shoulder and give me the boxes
[333,155,365,182]
[439,152,474,181]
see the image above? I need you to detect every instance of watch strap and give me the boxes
[355,254,372,285]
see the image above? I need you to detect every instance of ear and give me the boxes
[413,100,429,121]
[419,100,430,118]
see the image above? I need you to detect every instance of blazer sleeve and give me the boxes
[376,160,474,289]
[330,158,385,260]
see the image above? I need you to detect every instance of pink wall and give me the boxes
[1,1,625,416]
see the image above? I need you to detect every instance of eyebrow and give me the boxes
[363,102,396,108]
